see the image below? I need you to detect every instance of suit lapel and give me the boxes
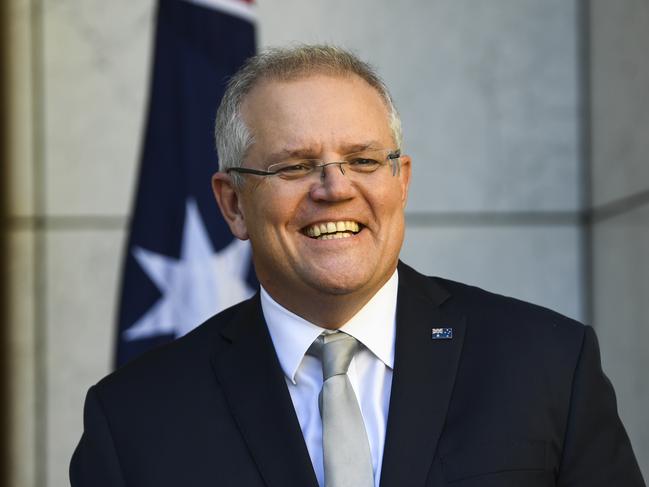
[380,263,466,487]
[209,295,319,487]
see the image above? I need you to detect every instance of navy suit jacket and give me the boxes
[70,262,645,486]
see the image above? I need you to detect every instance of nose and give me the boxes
[309,162,355,202]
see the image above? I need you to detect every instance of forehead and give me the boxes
[240,74,394,156]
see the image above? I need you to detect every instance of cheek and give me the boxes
[269,190,311,230]
[374,185,405,216]
[245,193,300,243]
[372,189,407,246]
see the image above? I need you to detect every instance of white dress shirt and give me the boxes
[261,270,398,487]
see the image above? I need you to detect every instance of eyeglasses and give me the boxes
[226,148,401,181]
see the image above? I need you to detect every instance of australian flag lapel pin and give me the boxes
[431,327,453,340]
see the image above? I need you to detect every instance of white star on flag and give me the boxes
[123,199,254,341]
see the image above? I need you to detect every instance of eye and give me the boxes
[278,163,308,172]
[347,157,381,171]
[273,161,314,179]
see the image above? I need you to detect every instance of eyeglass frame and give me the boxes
[225,148,402,181]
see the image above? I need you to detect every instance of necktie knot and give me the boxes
[309,332,359,380]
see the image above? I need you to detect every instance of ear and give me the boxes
[211,172,249,240]
[397,154,412,208]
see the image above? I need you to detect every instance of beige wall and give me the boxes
[4,0,646,485]
[6,1,154,485]
[590,0,649,477]
[6,0,39,485]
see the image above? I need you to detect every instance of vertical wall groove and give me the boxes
[577,0,594,325]
[30,0,46,484]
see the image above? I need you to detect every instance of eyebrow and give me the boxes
[266,141,383,163]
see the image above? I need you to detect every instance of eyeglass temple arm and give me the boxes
[389,151,401,176]
[226,167,276,176]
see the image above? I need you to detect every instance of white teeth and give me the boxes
[304,220,362,239]
[319,232,353,240]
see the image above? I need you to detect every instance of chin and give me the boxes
[304,268,377,297]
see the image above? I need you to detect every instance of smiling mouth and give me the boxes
[303,220,362,240]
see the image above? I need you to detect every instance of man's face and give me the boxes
[217,73,411,314]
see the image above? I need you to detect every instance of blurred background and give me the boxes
[1,0,647,485]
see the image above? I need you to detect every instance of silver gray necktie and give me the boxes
[310,332,374,487]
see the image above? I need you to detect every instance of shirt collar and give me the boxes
[261,270,398,384]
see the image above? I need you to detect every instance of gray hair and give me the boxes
[215,44,403,185]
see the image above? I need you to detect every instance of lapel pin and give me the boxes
[431,327,453,340]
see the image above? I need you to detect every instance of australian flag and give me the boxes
[115,0,257,368]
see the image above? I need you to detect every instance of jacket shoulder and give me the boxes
[398,261,587,349]
[95,297,254,398]
[439,276,583,327]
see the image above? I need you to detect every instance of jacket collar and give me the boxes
[379,262,466,487]
[210,294,319,487]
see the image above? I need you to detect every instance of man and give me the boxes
[71,45,645,486]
